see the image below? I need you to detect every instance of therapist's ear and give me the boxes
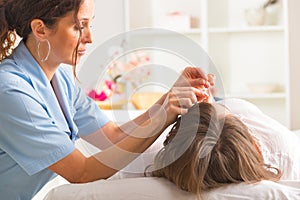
[30,19,49,40]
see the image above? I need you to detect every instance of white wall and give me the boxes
[93,0,125,45]
[79,0,126,69]
[287,0,300,130]
[80,1,300,130]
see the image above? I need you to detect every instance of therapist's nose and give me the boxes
[82,27,93,44]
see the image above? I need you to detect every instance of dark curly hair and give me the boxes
[0,0,83,66]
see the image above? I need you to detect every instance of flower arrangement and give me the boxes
[88,46,151,102]
[107,50,151,88]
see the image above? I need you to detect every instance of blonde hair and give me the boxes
[151,102,281,198]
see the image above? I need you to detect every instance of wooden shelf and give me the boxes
[122,0,293,127]
[180,28,203,34]
[209,26,285,34]
[225,92,286,100]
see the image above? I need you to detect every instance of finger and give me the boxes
[168,92,195,109]
[164,97,188,116]
[193,87,209,96]
[193,88,209,102]
[184,67,208,80]
[175,67,209,88]
[170,105,189,115]
[178,98,195,109]
[208,74,216,86]
[171,88,197,103]
[190,78,209,88]
[168,100,191,115]
[197,95,208,102]
[172,87,208,103]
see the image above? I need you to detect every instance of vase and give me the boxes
[116,81,126,94]
[265,4,282,25]
[244,7,266,26]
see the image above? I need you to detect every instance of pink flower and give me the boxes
[105,80,116,91]
[88,81,117,101]
[88,90,108,101]
[88,49,152,102]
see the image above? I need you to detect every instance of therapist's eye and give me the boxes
[74,21,90,31]
[82,21,93,29]
[74,24,83,31]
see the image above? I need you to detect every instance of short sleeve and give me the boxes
[72,83,110,136]
[0,74,75,176]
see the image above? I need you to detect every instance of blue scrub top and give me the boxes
[0,41,110,199]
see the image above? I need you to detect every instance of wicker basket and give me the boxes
[131,92,164,110]
[96,100,127,110]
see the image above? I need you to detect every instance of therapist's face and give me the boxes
[47,0,94,66]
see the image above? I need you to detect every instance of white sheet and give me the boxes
[42,99,300,200]
[44,177,300,200]
[43,129,300,200]
[219,99,300,180]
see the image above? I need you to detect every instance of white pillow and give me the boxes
[44,177,300,200]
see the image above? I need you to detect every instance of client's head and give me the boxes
[151,102,281,197]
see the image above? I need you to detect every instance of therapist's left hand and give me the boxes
[158,67,214,125]
[174,67,215,102]
[177,66,214,87]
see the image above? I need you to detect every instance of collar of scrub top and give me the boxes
[13,41,72,137]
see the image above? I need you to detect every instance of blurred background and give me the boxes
[78,0,300,130]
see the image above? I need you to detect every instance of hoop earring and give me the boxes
[37,39,51,62]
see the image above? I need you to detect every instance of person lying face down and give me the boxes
[150,102,282,197]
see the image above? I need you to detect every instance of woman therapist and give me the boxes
[0,0,213,199]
